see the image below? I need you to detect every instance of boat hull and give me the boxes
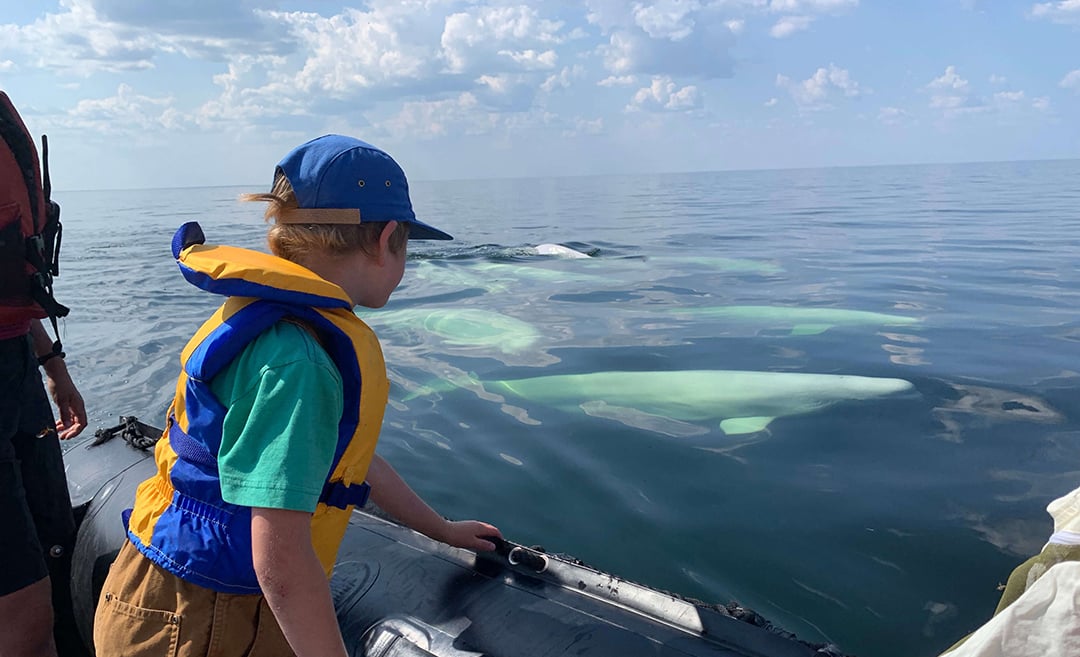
[65,420,832,657]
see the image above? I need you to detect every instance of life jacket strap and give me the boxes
[170,415,372,510]
[167,421,218,470]
[320,480,371,510]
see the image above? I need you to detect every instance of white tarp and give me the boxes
[943,484,1080,657]
[944,561,1080,657]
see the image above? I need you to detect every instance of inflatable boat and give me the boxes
[64,417,844,657]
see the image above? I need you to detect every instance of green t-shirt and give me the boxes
[209,321,343,513]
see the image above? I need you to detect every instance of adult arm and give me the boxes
[366,453,501,551]
[251,507,348,657]
[29,319,86,439]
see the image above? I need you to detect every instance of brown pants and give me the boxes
[94,541,295,657]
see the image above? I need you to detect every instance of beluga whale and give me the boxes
[668,306,920,336]
[419,369,917,437]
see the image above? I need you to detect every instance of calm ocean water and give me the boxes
[55,159,1080,657]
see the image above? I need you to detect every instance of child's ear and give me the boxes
[376,221,399,264]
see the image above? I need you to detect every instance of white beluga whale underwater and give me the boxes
[408,246,787,296]
[392,248,920,444]
[366,301,919,357]
[649,255,785,275]
[668,305,921,336]
[414,369,917,437]
[364,307,541,356]
[410,258,607,294]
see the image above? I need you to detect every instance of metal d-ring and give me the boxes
[508,546,549,573]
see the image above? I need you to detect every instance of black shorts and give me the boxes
[0,333,76,596]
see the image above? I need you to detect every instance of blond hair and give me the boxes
[240,170,409,262]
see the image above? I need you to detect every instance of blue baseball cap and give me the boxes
[275,134,452,240]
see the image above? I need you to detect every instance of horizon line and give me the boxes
[54,155,1080,194]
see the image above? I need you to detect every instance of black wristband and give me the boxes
[37,348,65,367]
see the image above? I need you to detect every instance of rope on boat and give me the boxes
[91,416,161,451]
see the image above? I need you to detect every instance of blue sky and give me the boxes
[1,0,1078,190]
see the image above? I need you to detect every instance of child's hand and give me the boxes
[439,520,502,552]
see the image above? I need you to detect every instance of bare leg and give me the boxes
[0,576,59,657]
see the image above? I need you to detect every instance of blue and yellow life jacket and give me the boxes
[125,222,388,594]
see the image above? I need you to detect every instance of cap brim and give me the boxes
[407,218,453,240]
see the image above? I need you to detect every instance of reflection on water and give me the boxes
[929,381,1064,443]
[55,160,1080,657]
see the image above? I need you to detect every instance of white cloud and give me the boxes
[764,97,779,106]
[472,73,543,111]
[776,64,864,109]
[924,66,989,118]
[584,0,634,32]
[598,75,637,87]
[39,84,177,136]
[632,0,701,40]
[1032,96,1051,111]
[273,9,435,93]
[924,65,992,118]
[627,76,701,111]
[562,116,604,137]
[0,0,857,128]
[194,54,306,129]
[586,0,740,78]
[928,65,970,92]
[989,74,1007,84]
[91,0,285,39]
[665,85,701,109]
[765,0,858,36]
[598,26,735,78]
[441,6,566,74]
[498,49,558,70]
[1061,69,1080,90]
[587,0,859,75]
[0,0,291,75]
[993,90,1025,103]
[1030,1,1080,24]
[382,92,485,139]
[0,2,157,74]
[770,15,814,37]
[178,3,576,128]
[541,65,584,92]
[877,106,909,125]
[768,0,859,11]
[476,74,515,95]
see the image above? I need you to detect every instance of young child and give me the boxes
[94,135,501,657]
